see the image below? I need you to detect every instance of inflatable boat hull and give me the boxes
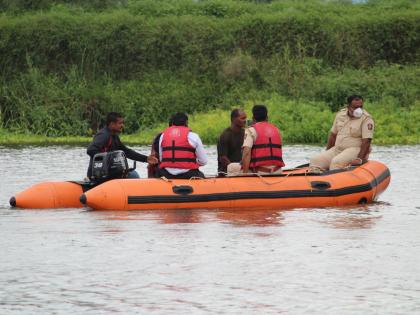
[81,161,390,211]
[10,161,390,210]
[10,181,85,209]
[9,181,95,209]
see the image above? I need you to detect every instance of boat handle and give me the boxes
[310,181,331,190]
[173,185,194,195]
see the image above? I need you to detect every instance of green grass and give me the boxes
[2,96,419,146]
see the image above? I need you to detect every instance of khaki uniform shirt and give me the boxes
[331,108,374,150]
[243,126,257,148]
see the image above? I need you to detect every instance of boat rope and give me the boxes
[216,164,313,185]
[159,176,172,183]
[304,169,313,193]
[256,168,306,186]
[188,176,207,182]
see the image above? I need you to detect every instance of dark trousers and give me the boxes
[156,168,205,179]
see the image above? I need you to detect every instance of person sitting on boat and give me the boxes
[156,112,208,179]
[309,95,374,172]
[227,104,285,175]
[147,117,173,178]
[86,112,158,179]
[217,108,247,176]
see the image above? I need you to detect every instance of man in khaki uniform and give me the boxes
[309,95,374,171]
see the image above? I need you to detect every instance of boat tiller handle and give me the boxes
[128,161,136,172]
[173,185,194,195]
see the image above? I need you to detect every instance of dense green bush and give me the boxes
[260,57,420,110]
[0,64,237,136]
[0,0,126,12]
[1,57,419,138]
[0,3,419,79]
[0,0,419,143]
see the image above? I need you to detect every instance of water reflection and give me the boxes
[327,212,380,229]
[316,204,385,230]
[157,209,202,224]
[216,209,285,226]
[91,205,385,230]
[92,209,202,224]
[90,208,285,226]
[87,203,389,230]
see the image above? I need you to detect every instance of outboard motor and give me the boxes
[91,150,129,182]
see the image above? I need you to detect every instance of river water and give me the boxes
[0,145,419,314]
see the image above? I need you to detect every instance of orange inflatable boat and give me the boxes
[10,160,390,210]
[9,181,92,209]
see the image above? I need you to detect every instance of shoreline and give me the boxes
[1,133,418,147]
[2,96,419,147]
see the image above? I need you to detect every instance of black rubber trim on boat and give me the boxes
[128,169,391,205]
[310,181,331,190]
[358,197,368,204]
[173,185,194,195]
[69,181,99,193]
[80,194,87,205]
[9,196,16,207]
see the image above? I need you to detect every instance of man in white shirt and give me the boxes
[157,112,207,179]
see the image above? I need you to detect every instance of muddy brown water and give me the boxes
[1,145,419,314]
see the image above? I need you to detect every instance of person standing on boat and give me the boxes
[86,112,158,179]
[309,95,374,172]
[227,104,285,175]
[156,112,208,179]
[217,109,247,176]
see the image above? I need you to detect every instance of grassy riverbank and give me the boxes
[0,0,419,144]
[2,96,419,146]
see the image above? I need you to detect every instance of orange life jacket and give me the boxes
[160,126,199,169]
[250,122,285,168]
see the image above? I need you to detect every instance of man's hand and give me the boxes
[220,156,231,167]
[241,146,251,173]
[350,158,363,166]
[326,132,337,150]
[147,155,159,165]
